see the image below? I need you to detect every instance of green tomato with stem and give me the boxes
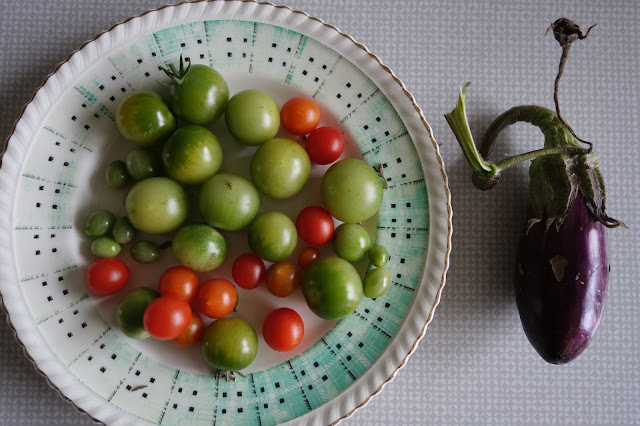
[163,59,229,125]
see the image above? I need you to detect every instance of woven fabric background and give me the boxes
[1,0,638,424]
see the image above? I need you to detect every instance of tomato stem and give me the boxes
[159,54,191,86]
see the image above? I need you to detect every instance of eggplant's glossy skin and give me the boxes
[516,193,608,364]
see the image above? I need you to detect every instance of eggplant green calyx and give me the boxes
[445,83,624,231]
[159,54,191,86]
[444,83,589,191]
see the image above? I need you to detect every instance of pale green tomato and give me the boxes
[124,177,189,234]
[250,138,311,199]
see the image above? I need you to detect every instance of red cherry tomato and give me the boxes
[280,97,321,136]
[143,296,192,340]
[298,246,320,269]
[197,278,238,319]
[305,126,344,165]
[296,205,334,246]
[232,253,266,290]
[265,261,301,297]
[85,257,130,296]
[263,307,304,352]
[171,312,205,348]
[158,265,199,303]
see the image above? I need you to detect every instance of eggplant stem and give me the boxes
[444,84,590,190]
[548,18,597,151]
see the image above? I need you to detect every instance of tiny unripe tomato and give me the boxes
[362,267,391,298]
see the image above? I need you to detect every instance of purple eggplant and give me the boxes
[516,192,608,364]
[444,19,623,364]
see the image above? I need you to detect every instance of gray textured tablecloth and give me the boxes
[1,0,638,424]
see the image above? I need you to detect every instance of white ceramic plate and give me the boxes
[0,1,451,425]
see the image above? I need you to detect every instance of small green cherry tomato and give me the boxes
[198,173,260,231]
[301,257,363,320]
[111,217,136,245]
[201,318,258,373]
[171,223,227,272]
[115,92,176,147]
[250,138,311,199]
[368,244,390,267]
[248,211,298,262]
[124,177,189,234]
[116,287,159,339]
[85,210,116,238]
[333,223,371,263]
[225,89,280,145]
[91,236,121,258]
[130,240,160,264]
[362,267,391,298]
[321,158,384,223]
[162,125,223,185]
[166,63,229,125]
[126,148,162,181]
[105,160,130,188]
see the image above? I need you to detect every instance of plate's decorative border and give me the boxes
[0,1,452,425]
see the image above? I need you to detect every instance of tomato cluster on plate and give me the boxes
[83,57,391,377]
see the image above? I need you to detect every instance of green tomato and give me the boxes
[171,223,227,272]
[111,217,136,245]
[126,148,162,181]
[368,244,390,267]
[321,158,384,223]
[168,64,229,125]
[90,236,121,258]
[115,92,176,147]
[201,318,258,372]
[198,173,260,231]
[116,287,159,339]
[248,211,297,262]
[162,125,223,185]
[250,138,311,199]
[124,177,189,234]
[130,240,160,264]
[333,223,371,263]
[362,267,391,298]
[105,160,130,188]
[301,257,363,320]
[85,210,115,238]
[225,89,280,145]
